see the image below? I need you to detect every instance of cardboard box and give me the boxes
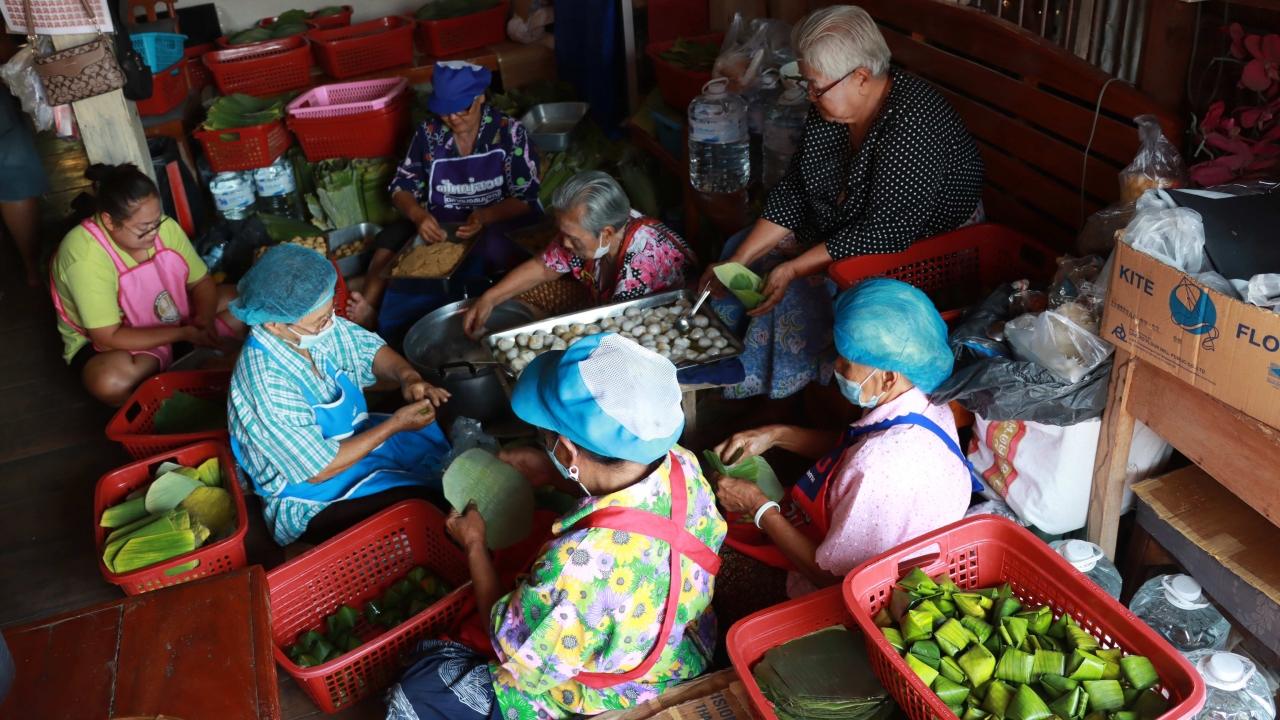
[1102,240,1280,429]
[490,40,558,90]
[710,0,766,31]
[654,682,754,720]
[597,670,741,720]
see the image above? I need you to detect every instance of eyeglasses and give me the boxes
[123,215,169,238]
[798,67,858,100]
[290,310,335,336]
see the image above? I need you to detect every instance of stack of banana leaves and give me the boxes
[880,569,1168,720]
[657,38,720,72]
[304,157,398,230]
[204,93,292,132]
[754,625,894,720]
[413,0,499,21]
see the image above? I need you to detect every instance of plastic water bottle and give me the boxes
[743,69,783,184]
[210,171,257,221]
[762,86,811,190]
[687,79,749,194]
[1049,539,1122,599]
[1185,651,1276,720]
[1129,574,1231,655]
[253,155,301,219]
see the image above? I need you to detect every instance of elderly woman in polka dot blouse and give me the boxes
[703,6,984,400]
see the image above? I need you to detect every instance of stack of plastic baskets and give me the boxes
[203,36,314,96]
[307,16,415,79]
[259,5,353,29]
[183,42,217,90]
[131,32,186,74]
[286,78,410,162]
[646,33,723,112]
[409,1,509,56]
[193,120,293,173]
[130,32,190,116]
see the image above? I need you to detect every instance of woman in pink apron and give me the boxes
[51,164,243,405]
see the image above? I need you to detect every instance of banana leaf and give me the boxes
[315,159,365,230]
[353,157,398,226]
[700,449,784,502]
[153,391,226,434]
[443,449,533,550]
[713,262,767,308]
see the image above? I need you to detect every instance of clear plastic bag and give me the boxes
[1196,271,1243,300]
[964,499,1029,526]
[1129,574,1232,656]
[1123,206,1209,274]
[1005,310,1115,384]
[1246,274,1280,310]
[713,13,770,92]
[0,47,54,133]
[1077,202,1136,256]
[1118,114,1185,205]
[446,417,499,464]
[1183,650,1277,720]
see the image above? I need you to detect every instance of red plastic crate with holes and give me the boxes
[647,33,724,113]
[94,441,249,595]
[193,119,293,174]
[287,92,410,162]
[828,223,1059,325]
[204,36,314,97]
[184,42,216,90]
[267,500,475,713]
[843,516,1206,720]
[409,2,509,57]
[260,6,353,29]
[135,59,189,116]
[106,370,231,460]
[728,586,861,720]
[307,16,415,79]
[332,258,351,320]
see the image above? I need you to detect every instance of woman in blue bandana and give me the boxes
[348,61,542,335]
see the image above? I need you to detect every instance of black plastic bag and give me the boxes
[194,218,272,283]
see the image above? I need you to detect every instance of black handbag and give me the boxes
[107,0,153,102]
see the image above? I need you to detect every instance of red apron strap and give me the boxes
[569,453,718,689]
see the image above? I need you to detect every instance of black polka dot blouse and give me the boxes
[761,68,985,260]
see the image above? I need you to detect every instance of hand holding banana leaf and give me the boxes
[445,499,487,552]
[748,261,797,317]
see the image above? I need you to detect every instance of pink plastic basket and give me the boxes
[287,77,408,120]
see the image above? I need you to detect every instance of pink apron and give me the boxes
[52,218,194,370]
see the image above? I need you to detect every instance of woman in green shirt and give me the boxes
[51,164,244,405]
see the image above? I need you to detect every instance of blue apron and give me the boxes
[232,334,450,509]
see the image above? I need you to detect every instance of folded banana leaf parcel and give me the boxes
[754,625,895,720]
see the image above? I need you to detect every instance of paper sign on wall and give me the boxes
[2,0,114,36]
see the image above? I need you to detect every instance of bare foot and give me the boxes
[347,291,378,330]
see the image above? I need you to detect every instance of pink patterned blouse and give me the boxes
[540,210,696,304]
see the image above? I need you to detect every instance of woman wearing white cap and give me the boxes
[386,333,726,720]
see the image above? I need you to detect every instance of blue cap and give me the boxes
[834,278,953,393]
[511,333,685,465]
[428,61,492,116]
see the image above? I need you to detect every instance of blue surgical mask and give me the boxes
[836,368,884,409]
[548,437,592,497]
[287,310,337,351]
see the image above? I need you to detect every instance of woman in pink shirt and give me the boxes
[712,279,978,598]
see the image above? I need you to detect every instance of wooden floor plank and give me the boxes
[0,535,122,627]
[0,438,130,552]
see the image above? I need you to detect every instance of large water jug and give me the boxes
[762,86,810,190]
[210,171,257,221]
[688,79,750,194]
[1185,651,1276,720]
[1049,539,1122,599]
[743,69,784,183]
[253,155,302,220]
[1129,574,1231,655]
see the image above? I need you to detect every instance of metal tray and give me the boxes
[520,102,590,153]
[379,222,478,295]
[483,289,744,375]
[328,222,381,277]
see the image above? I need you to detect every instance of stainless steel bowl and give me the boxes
[520,102,590,153]
[328,222,381,278]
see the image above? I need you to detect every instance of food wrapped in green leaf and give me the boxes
[713,263,767,309]
[1083,680,1125,712]
[1006,684,1053,720]
[1119,656,1158,691]
[959,643,997,687]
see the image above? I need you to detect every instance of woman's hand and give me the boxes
[455,208,486,240]
[414,211,448,244]
[447,500,488,552]
[402,374,451,406]
[392,397,437,431]
[499,446,559,488]
[715,473,772,516]
[190,311,221,346]
[181,324,222,349]
[461,295,496,340]
[699,262,728,300]
[714,426,779,464]
[748,262,797,317]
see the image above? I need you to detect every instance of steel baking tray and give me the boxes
[520,102,590,153]
[379,222,478,295]
[328,222,381,277]
[483,289,744,374]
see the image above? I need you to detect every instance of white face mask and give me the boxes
[590,237,611,260]
[286,310,337,351]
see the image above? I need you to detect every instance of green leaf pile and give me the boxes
[657,38,721,72]
[413,0,499,21]
[153,391,226,435]
[754,625,893,720]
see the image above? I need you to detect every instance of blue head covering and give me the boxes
[428,61,492,116]
[833,279,953,393]
[230,244,336,326]
[511,333,685,464]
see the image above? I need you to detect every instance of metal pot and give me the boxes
[402,298,537,425]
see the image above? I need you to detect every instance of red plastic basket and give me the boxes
[217,24,318,49]
[845,517,1206,720]
[267,500,475,713]
[93,441,249,595]
[193,119,294,174]
[828,223,1058,324]
[260,6,353,29]
[184,42,216,90]
[135,58,189,116]
[728,586,859,720]
[409,2,508,57]
[332,258,351,320]
[307,16,415,79]
[287,92,410,162]
[646,33,723,113]
[204,36,314,97]
[105,370,231,460]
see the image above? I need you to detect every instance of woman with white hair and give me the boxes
[702,6,984,400]
[462,170,696,339]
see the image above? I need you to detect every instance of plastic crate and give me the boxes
[135,59,189,116]
[828,223,1058,324]
[648,0,709,44]
[184,42,216,90]
[409,2,509,57]
[332,257,352,320]
[217,24,318,49]
[105,370,231,460]
[204,36,314,97]
[845,516,1206,720]
[267,500,475,712]
[287,92,410,162]
[287,77,408,120]
[93,441,249,595]
[194,120,293,173]
[728,586,859,720]
[307,16,415,79]
[131,31,187,73]
[260,6,353,29]
[646,33,723,113]
[650,109,684,160]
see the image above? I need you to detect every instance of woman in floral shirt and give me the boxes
[387,334,726,720]
[462,171,695,339]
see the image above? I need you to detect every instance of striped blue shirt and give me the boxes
[228,319,386,545]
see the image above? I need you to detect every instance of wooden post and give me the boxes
[1087,348,1137,559]
[49,33,154,180]
[1136,0,1197,110]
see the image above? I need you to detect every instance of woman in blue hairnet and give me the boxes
[227,245,453,546]
[711,279,979,601]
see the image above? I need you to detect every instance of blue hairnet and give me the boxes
[833,278,953,393]
[230,244,336,326]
